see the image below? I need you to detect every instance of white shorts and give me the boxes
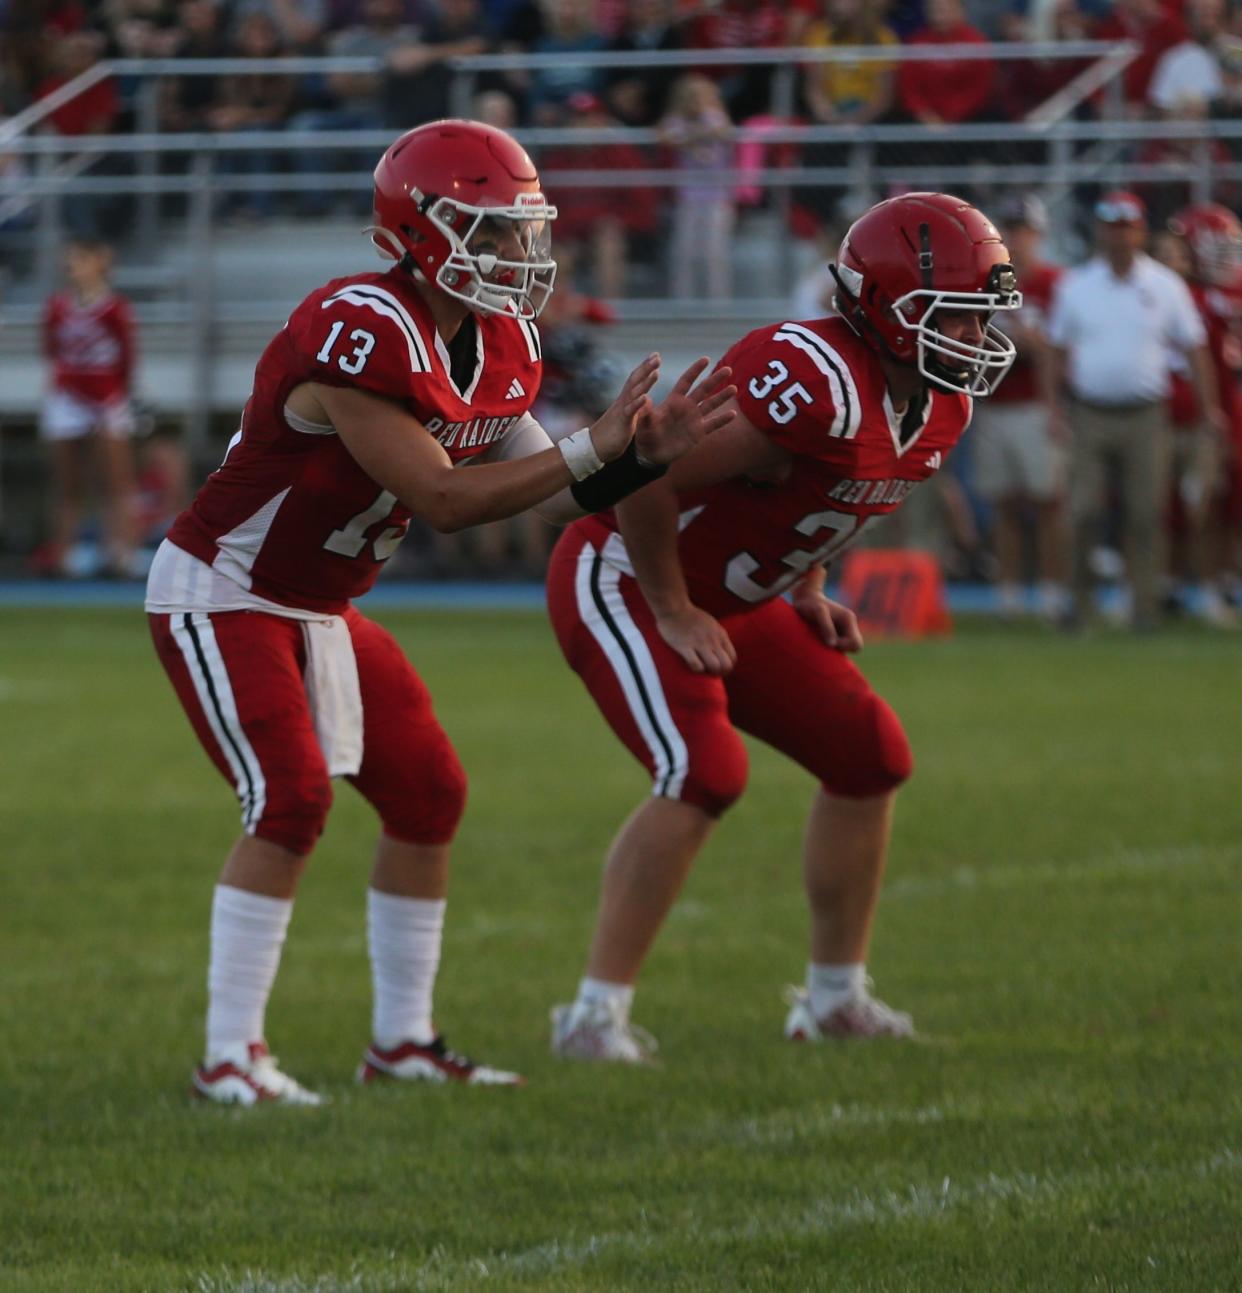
[40,389,135,442]
[972,401,1063,503]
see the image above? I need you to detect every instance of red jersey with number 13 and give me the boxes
[167,267,543,613]
[588,316,972,618]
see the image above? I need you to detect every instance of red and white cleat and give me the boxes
[192,1041,325,1106]
[550,999,658,1065]
[357,1036,524,1087]
[783,984,915,1041]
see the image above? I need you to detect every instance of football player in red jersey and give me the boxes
[1163,203,1242,624]
[547,192,1021,1062]
[144,119,734,1104]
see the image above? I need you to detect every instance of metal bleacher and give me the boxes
[1,39,1234,453]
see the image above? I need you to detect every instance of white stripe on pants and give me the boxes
[573,543,690,798]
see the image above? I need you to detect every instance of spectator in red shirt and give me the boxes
[34,31,120,134]
[539,92,660,298]
[996,0,1093,122]
[37,239,140,578]
[683,0,811,118]
[898,0,996,125]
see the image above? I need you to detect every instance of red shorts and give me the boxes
[546,526,912,816]
[149,605,467,854]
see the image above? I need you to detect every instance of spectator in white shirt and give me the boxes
[1047,189,1223,629]
[1149,0,1226,115]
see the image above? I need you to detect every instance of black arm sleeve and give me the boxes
[569,441,668,513]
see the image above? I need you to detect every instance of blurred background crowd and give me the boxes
[4,0,1242,239]
[3,0,1242,627]
[4,0,1240,126]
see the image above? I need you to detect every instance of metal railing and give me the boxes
[1,41,1135,266]
[8,39,1223,447]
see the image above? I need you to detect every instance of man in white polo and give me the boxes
[1047,190,1222,628]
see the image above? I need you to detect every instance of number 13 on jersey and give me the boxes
[317,321,376,375]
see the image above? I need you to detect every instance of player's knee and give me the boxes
[823,695,913,798]
[676,738,749,817]
[379,737,469,846]
[256,776,333,856]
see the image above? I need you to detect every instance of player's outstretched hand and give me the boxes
[635,358,737,467]
[792,588,864,653]
[655,605,737,676]
[589,353,661,462]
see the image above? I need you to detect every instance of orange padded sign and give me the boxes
[837,550,952,639]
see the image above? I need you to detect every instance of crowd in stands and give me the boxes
[2,0,1240,253]
[5,0,1238,131]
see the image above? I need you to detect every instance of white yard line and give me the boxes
[186,1148,1240,1287]
[489,1146,1242,1280]
[710,1100,949,1147]
[188,1147,1241,1290]
[885,843,1237,902]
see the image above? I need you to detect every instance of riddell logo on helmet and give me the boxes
[516,192,548,209]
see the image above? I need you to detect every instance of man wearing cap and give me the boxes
[972,194,1067,620]
[1047,189,1223,628]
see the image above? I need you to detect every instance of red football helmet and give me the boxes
[370,119,558,319]
[830,192,1022,397]
[1167,203,1242,287]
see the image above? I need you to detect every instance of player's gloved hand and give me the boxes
[635,358,737,467]
[655,605,737,676]
[792,588,864,653]
[588,353,662,462]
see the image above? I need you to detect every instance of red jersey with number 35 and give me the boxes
[167,267,543,613]
[589,316,972,619]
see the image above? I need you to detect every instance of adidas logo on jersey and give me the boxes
[926,452,942,470]
[506,378,526,400]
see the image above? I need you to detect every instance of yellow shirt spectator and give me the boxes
[802,10,898,122]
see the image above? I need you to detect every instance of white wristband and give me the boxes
[558,427,606,481]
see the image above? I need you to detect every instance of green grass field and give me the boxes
[1,608,1239,1292]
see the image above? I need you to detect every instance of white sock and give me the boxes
[206,884,294,1062]
[807,962,865,1018]
[367,889,445,1047]
[576,976,634,1021]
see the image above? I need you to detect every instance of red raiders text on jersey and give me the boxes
[585,316,973,619]
[167,268,543,613]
